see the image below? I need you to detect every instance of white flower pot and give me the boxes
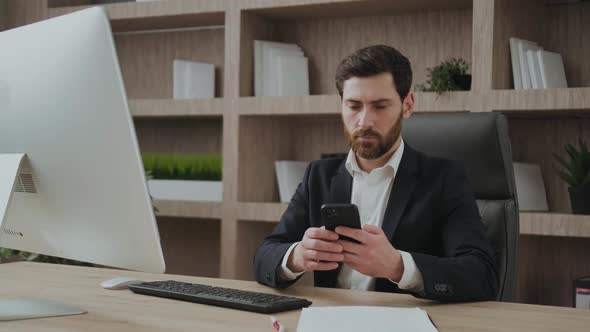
[147,180,222,202]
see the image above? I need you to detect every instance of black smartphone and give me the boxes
[320,203,362,243]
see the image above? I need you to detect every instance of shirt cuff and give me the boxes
[278,242,306,281]
[389,251,424,293]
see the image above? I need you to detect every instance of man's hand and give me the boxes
[287,227,344,273]
[335,224,404,281]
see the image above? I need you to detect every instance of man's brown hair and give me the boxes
[335,45,413,100]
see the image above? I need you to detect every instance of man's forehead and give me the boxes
[342,73,399,100]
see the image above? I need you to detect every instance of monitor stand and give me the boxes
[0,299,86,321]
[0,153,25,230]
[0,153,87,321]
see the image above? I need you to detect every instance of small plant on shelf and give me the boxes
[553,139,590,215]
[142,154,222,181]
[143,154,223,202]
[414,58,471,95]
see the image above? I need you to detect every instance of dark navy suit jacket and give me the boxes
[254,144,498,302]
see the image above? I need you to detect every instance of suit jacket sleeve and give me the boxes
[411,162,499,302]
[254,164,312,288]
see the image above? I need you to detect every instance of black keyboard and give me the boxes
[128,280,312,314]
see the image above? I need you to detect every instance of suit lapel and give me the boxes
[381,144,420,241]
[328,162,352,204]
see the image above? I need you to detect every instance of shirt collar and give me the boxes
[345,138,405,176]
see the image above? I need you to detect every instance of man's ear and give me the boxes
[402,92,415,119]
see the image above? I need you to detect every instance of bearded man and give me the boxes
[254,45,498,302]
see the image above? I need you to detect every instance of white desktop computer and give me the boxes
[0,6,312,320]
[0,7,165,319]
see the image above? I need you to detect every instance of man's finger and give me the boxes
[337,239,363,254]
[303,249,344,262]
[304,261,339,271]
[334,226,367,243]
[306,227,339,241]
[302,238,343,253]
[362,224,384,235]
[342,252,360,264]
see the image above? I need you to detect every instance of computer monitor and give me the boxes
[0,7,165,275]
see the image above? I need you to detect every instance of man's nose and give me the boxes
[358,107,376,129]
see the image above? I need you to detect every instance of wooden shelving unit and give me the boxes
[3,0,589,308]
[236,204,590,240]
[47,0,225,32]
[129,99,225,117]
[490,88,590,112]
[520,213,590,238]
[235,202,289,223]
[154,200,222,219]
[238,91,472,116]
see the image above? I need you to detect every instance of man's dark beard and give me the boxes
[344,111,403,160]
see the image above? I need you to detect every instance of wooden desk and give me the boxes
[0,262,588,331]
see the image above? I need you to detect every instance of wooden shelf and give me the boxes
[237,92,471,116]
[493,0,590,90]
[48,0,225,32]
[235,203,590,240]
[413,91,472,112]
[491,88,590,113]
[116,27,225,99]
[520,212,590,238]
[244,0,472,20]
[154,200,222,220]
[239,4,473,97]
[129,99,225,118]
[238,95,340,116]
[235,202,288,222]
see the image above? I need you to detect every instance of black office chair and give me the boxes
[402,112,519,302]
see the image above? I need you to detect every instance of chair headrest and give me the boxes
[402,112,516,199]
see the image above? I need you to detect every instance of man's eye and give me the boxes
[349,105,362,111]
[375,105,387,110]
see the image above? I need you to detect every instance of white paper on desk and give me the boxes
[297,306,438,332]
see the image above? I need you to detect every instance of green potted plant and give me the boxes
[553,139,590,215]
[414,58,471,95]
[143,154,223,202]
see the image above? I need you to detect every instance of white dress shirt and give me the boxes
[278,139,424,293]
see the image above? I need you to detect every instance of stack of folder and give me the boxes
[509,37,568,89]
[172,59,215,99]
[254,40,310,97]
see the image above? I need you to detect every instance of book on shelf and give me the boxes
[172,59,215,100]
[275,160,308,203]
[575,276,590,309]
[509,37,568,90]
[276,55,309,97]
[255,40,302,96]
[537,50,568,88]
[254,40,309,97]
[526,50,542,89]
[513,162,549,211]
[509,38,523,89]
[517,39,542,89]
